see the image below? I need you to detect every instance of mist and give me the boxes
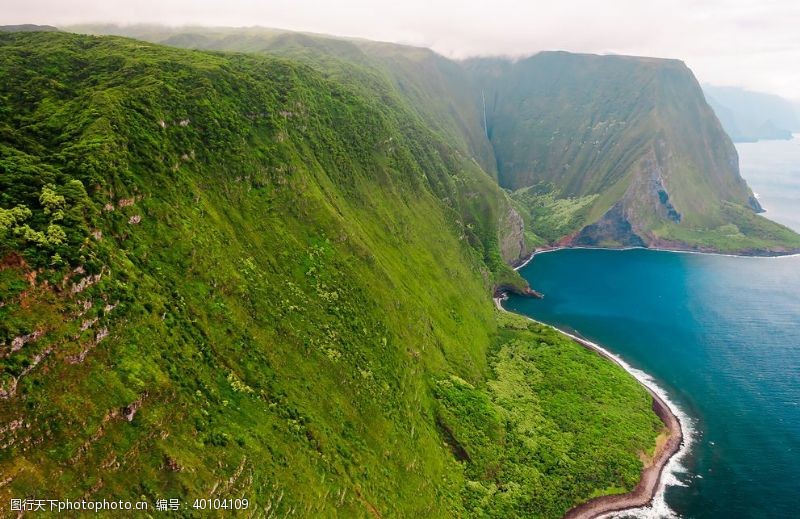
[3,0,800,101]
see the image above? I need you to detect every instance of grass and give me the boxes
[652,202,800,253]
[510,184,599,243]
[67,25,800,253]
[0,31,663,517]
[435,311,664,517]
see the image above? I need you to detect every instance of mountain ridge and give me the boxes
[0,31,666,517]
[464,52,800,253]
[703,84,800,143]
[67,24,800,255]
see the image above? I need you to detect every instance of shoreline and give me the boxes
[493,295,687,519]
[558,330,683,519]
[511,244,800,269]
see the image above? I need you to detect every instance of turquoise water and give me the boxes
[503,137,800,518]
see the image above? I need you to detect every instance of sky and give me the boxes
[4,0,800,102]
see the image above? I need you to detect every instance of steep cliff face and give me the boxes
[498,205,527,263]
[0,32,665,517]
[466,52,800,252]
[72,24,499,180]
[4,25,797,519]
[73,25,800,254]
[0,32,502,515]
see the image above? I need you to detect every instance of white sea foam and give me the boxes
[514,251,537,269]
[552,329,696,519]
[496,287,697,518]
[505,245,800,516]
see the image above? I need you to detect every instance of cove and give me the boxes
[504,248,800,518]
[504,135,800,518]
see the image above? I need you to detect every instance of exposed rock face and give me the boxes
[499,205,527,263]
[748,195,765,213]
[572,203,645,247]
[467,52,774,250]
[570,146,686,246]
[637,147,683,224]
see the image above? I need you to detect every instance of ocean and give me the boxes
[503,136,800,518]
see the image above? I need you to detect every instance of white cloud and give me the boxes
[3,0,799,100]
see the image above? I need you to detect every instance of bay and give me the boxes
[503,136,800,518]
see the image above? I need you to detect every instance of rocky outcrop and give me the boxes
[466,53,800,253]
[748,195,765,213]
[572,203,646,248]
[493,283,543,299]
[498,205,527,263]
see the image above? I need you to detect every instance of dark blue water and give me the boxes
[504,137,800,518]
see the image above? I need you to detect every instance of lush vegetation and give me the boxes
[464,52,800,252]
[70,24,499,181]
[437,311,664,517]
[651,202,800,253]
[0,32,664,517]
[75,24,800,253]
[510,185,598,243]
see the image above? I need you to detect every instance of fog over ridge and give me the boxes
[2,0,799,102]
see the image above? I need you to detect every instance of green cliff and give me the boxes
[74,25,800,254]
[0,32,663,517]
[466,52,800,253]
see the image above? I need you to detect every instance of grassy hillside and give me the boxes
[0,32,663,517]
[69,24,499,182]
[67,25,538,268]
[70,25,800,254]
[466,53,800,253]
